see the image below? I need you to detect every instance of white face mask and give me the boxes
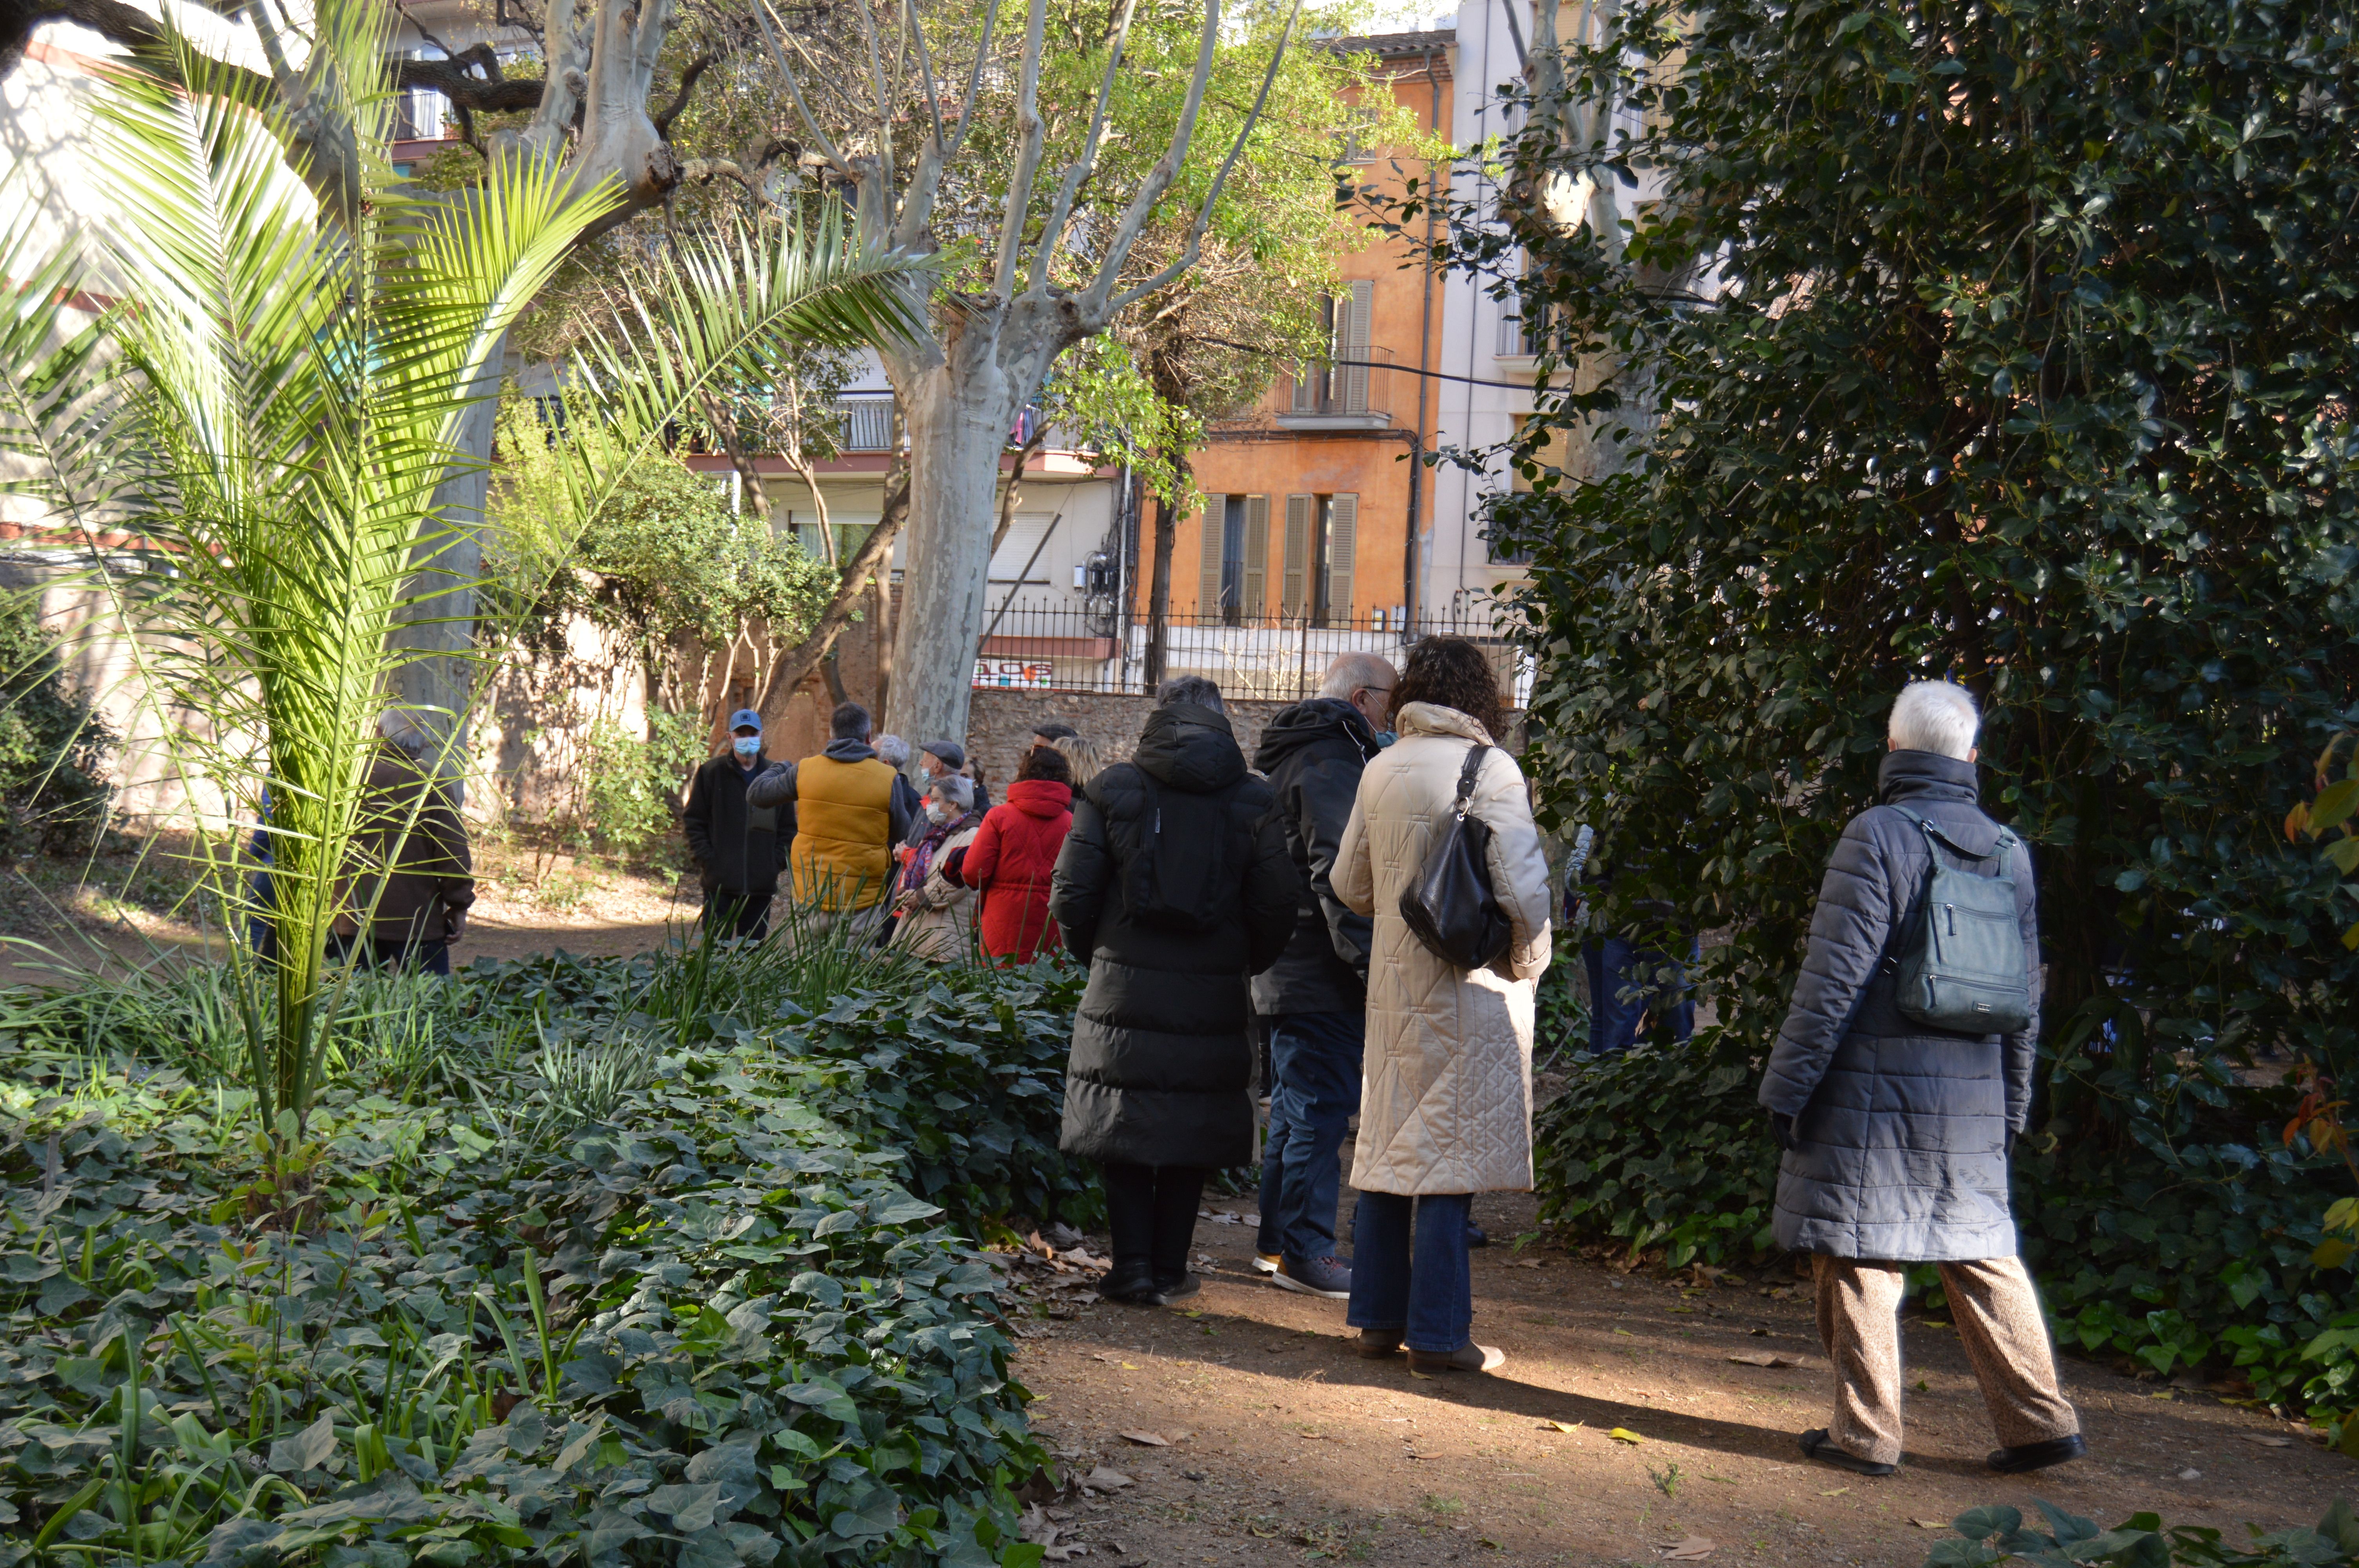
[926,800,954,823]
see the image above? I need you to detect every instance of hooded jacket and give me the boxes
[1757,749,2042,1262]
[961,779,1074,962]
[1250,697,1380,1018]
[1050,702,1299,1168]
[1336,702,1554,1196]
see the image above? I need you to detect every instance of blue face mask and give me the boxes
[732,734,761,759]
[1374,731,1398,748]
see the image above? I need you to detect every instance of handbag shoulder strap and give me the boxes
[1453,742,1490,818]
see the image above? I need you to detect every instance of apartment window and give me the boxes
[1283,492,1358,627]
[1292,282,1374,416]
[1200,495,1270,623]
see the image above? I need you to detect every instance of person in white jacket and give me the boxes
[1335,637,1554,1375]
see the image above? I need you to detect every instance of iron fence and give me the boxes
[972,601,1533,704]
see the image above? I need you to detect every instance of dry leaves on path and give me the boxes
[1656,1535,1716,1559]
[1727,1350,1801,1368]
[1119,1431,1169,1447]
[1610,1427,1646,1444]
[1083,1467,1134,1491]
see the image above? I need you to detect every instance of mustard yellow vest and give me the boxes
[790,753,898,909]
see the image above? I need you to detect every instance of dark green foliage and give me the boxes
[0,591,113,857]
[1531,1027,2353,1410]
[0,944,1086,1567]
[1532,1028,1778,1269]
[1925,1499,2359,1568]
[1481,0,2359,1073]
[1435,0,2359,1425]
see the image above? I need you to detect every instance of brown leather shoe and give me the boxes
[1407,1341,1506,1374]
[1354,1328,1403,1358]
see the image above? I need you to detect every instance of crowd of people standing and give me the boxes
[664,648,2086,1478]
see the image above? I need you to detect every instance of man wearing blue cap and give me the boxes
[682,708,788,940]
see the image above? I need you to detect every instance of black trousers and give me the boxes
[702,891,771,942]
[1101,1161,1209,1288]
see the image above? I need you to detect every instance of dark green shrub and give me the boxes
[0,590,113,857]
[1925,1499,2359,1568]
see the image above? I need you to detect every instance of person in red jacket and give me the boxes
[950,744,1074,962]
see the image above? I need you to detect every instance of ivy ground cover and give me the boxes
[0,945,1092,1568]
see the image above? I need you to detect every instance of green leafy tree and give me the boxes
[1473,0,2359,1066]
[1442,0,2359,1399]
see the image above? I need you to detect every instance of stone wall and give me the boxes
[963,690,1295,791]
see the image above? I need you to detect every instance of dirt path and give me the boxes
[1011,1182,2354,1567]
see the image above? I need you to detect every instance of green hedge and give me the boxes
[1534,1029,2357,1425]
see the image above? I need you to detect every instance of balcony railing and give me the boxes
[1278,345,1392,426]
[823,397,1055,454]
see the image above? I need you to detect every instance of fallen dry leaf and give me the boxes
[2239,1434,2294,1447]
[1727,1351,1800,1368]
[1818,1487,1849,1497]
[1609,1428,1645,1445]
[1538,1419,1583,1434]
[1516,1259,1544,1269]
[1655,1535,1715,1560]
[1912,1520,1952,1530]
[1119,1431,1169,1447]
[1083,1467,1133,1490]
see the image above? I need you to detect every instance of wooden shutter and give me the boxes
[1340,280,1374,412]
[1242,495,1270,617]
[1325,493,1357,625]
[1282,494,1312,617]
[1197,500,1227,616]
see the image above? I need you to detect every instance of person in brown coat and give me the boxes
[331,718,474,975]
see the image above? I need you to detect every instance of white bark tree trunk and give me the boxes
[882,313,1025,746]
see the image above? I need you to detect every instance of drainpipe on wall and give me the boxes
[1405,43,1442,639]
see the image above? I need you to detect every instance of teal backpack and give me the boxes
[1884,806,2033,1035]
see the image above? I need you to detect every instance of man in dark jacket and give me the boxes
[332,718,474,975]
[1249,652,1392,1300]
[1051,676,1299,1306]
[682,708,787,940]
[1760,681,2082,1479]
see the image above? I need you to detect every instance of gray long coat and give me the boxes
[1757,750,2041,1262]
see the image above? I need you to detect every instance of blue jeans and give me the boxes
[1251,1011,1365,1267]
[1346,1191,1473,1354]
[1585,935,1696,1057]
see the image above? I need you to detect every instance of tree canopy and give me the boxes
[1473,0,2359,1074]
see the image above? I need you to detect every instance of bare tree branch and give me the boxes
[1103,0,1303,315]
[1074,0,1226,319]
[1024,0,1138,299]
[989,0,1048,298]
[754,477,909,712]
[750,0,849,169]
[650,48,715,136]
[903,0,945,152]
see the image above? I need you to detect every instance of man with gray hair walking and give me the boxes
[1248,651,1395,1299]
[1761,680,2083,1477]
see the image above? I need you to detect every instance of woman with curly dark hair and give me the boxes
[1334,636,1553,1374]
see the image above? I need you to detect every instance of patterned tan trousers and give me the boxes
[1812,1254,2079,1467]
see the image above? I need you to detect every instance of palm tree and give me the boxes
[0,0,925,1169]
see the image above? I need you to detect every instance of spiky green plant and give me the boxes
[0,0,927,1168]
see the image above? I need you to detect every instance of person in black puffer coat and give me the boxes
[1051,676,1299,1306]
[1759,681,2083,1481]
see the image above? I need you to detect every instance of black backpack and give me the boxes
[1117,771,1232,933]
[1884,806,2034,1034]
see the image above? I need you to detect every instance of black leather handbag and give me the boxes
[1398,742,1512,970]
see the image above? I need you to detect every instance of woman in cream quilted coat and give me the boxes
[1334,637,1553,1375]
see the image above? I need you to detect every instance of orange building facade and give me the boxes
[1160,29,1456,637]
